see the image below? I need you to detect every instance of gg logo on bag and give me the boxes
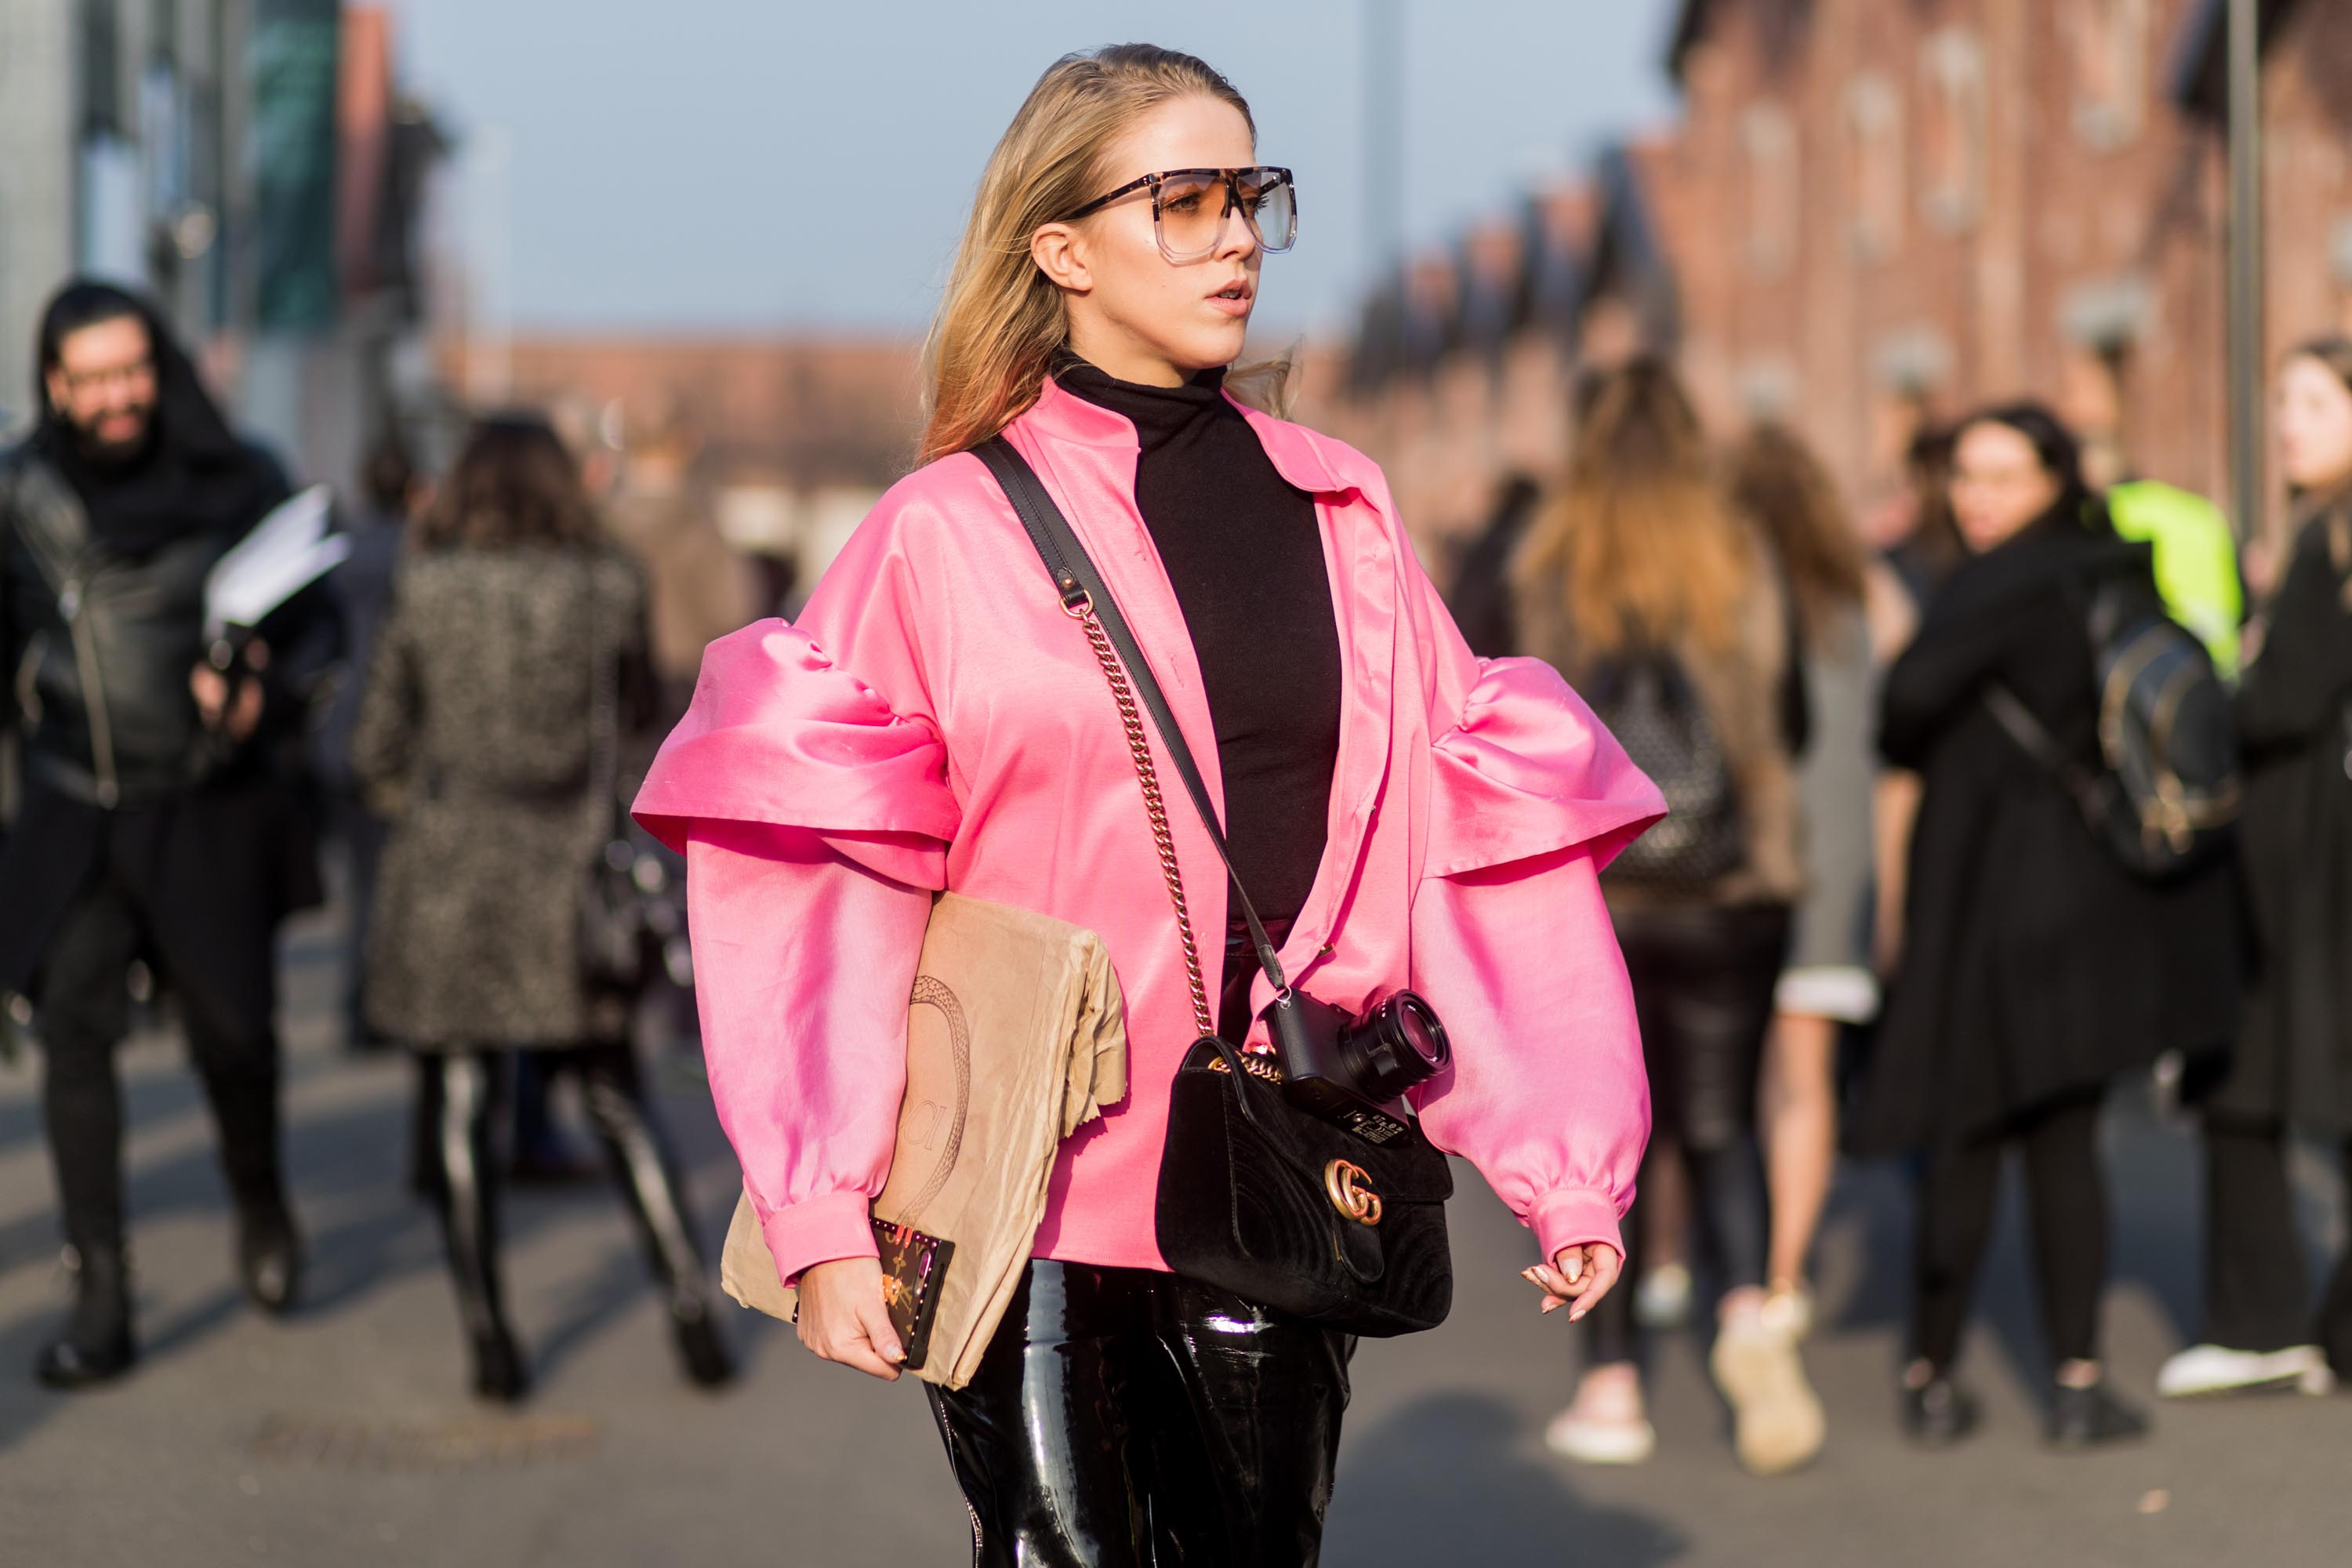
[1323,1159,1383,1226]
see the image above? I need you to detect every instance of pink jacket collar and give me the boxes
[1025,373,1360,498]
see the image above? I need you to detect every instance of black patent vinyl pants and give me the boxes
[419,1043,716,1344]
[926,1260,1353,1568]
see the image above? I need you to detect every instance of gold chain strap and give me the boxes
[1069,601,1217,1037]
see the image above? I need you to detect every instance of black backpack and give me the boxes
[1585,649,1745,891]
[1985,579,2241,879]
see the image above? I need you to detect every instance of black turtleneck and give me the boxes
[1054,354,1341,924]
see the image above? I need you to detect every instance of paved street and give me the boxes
[3,904,2350,1566]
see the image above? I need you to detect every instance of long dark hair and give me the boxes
[2287,334,2352,397]
[416,414,600,551]
[1953,399,2107,534]
[1730,423,1866,648]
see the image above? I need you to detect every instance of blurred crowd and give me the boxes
[6,274,2352,1487]
[2,281,792,1400]
[1448,344,2352,1473]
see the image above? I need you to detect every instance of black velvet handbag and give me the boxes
[975,438,1454,1338]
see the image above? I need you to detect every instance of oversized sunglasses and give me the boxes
[1063,166,1298,263]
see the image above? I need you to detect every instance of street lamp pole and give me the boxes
[2226,0,2263,546]
[1364,0,1403,274]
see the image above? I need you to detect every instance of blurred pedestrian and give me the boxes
[0,281,322,1387]
[635,45,1661,1563]
[1518,359,1822,1477]
[353,415,733,1403]
[2162,339,2352,1399]
[1444,470,1541,660]
[1874,424,1965,612]
[1854,403,2240,1447]
[1730,425,1899,1332]
[601,398,763,728]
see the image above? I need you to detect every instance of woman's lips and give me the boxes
[1207,288,1253,319]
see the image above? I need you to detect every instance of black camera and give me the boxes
[1261,989,1451,1146]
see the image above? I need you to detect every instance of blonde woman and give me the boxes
[633,45,1661,1564]
[1516,361,1821,1476]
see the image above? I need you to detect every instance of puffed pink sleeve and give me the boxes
[1408,653,1664,1267]
[633,568,958,1287]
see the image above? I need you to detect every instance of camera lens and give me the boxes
[1341,992,1452,1102]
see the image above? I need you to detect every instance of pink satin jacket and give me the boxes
[633,376,1664,1289]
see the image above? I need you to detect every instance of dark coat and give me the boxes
[2198,508,2352,1131]
[0,442,328,999]
[353,543,652,1048]
[1849,521,2241,1155]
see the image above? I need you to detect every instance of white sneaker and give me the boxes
[2156,1343,2335,1399]
[1634,1262,1693,1330]
[1711,1316,1826,1476]
[1544,1404,1657,1465]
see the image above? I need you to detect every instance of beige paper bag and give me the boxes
[720,892,1127,1388]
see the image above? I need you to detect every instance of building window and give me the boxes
[1919,28,1987,234]
[1844,73,1904,265]
[2071,0,2151,151]
[1741,103,1798,281]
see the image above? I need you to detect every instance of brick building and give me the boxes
[438,333,924,579]
[1317,0,2352,570]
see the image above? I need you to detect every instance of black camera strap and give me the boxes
[973,435,1291,1000]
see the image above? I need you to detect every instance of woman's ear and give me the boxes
[1030,223,1092,296]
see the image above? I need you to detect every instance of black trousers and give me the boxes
[37,860,283,1258]
[1912,1092,2106,1372]
[419,1042,714,1341]
[1586,902,1788,1366]
[927,1261,1352,1568]
[2198,1115,2352,1368]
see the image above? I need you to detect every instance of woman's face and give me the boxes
[2274,354,2352,494]
[1949,422,2060,554]
[1036,95,1262,386]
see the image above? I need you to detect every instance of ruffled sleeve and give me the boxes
[1425,655,1665,877]
[1410,654,1664,1268]
[634,622,958,888]
[633,615,958,1290]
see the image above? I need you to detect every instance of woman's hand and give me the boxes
[1523,1243,1622,1322]
[794,1256,906,1381]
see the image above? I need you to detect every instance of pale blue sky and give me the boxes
[387,1,1682,335]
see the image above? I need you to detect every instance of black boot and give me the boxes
[234,1191,304,1316]
[35,1244,136,1390]
[2046,1380,2150,1448]
[471,1324,530,1404]
[1900,1374,1980,1446]
[579,1049,735,1391]
[670,1290,737,1390]
[431,1053,528,1403]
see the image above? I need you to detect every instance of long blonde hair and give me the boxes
[1514,358,1755,662]
[918,45,1281,466]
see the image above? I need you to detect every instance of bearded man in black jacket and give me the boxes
[0,281,331,1388]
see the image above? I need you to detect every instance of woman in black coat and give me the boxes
[2161,339,2352,1399]
[1853,404,2239,1447]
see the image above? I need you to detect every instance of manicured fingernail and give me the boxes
[1541,1298,1560,1314]
[884,1341,905,1362]
[1520,1268,1541,1282]
[1565,1256,1583,1284]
